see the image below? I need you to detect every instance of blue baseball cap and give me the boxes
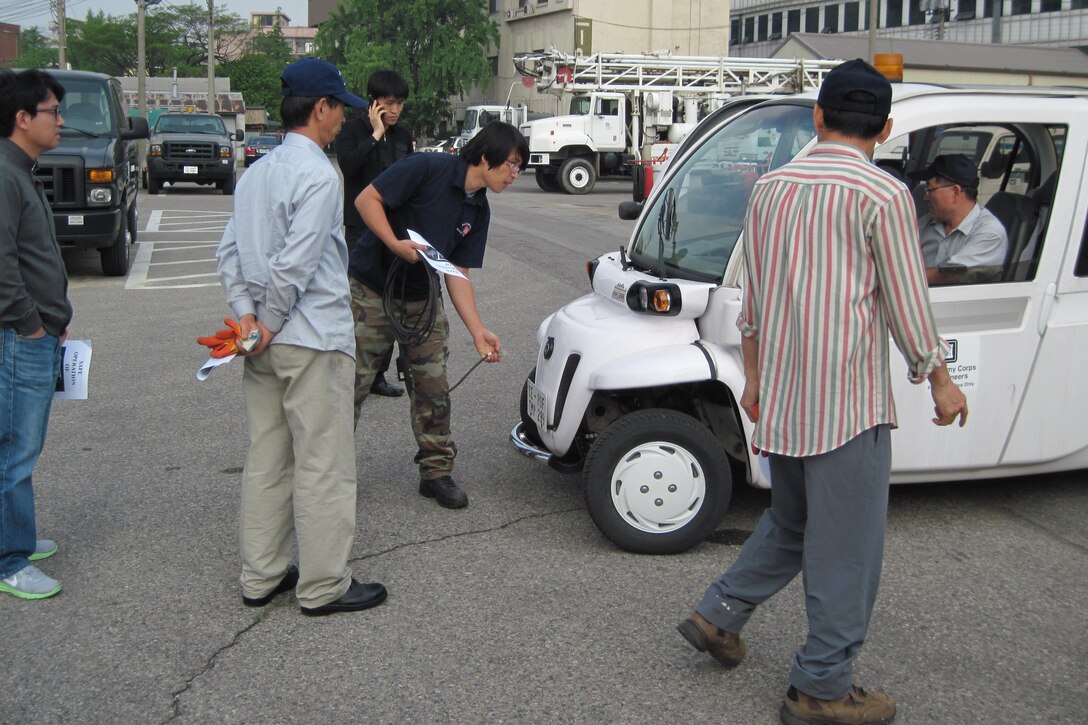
[281,58,365,107]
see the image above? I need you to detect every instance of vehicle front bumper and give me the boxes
[54,207,123,249]
[147,158,234,181]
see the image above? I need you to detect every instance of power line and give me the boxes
[573,15,729,32]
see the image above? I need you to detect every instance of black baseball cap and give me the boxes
[817,58,892,117]
[281,58,365,107]
[910,153,979,189]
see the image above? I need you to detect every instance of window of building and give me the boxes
[844,2,859,30]
[1011,0,1031,13]
[788,9,802,32]
[1073,0,1088,9]
[886,0,903,27]
[908,0,926,24]
[744,16,756,43]
[957,0,976,19]
[489,0,498,12]
[806,6,821,31]
[758,14,769,41]
[489,56,499,76]
[983,0,994,18]
[1039,0,1060,9]
[731,18,742,43]
[823,4,839,32]
[771,12,783,38]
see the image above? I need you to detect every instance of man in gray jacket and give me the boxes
[0,69,73,600]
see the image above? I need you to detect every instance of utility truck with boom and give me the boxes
[514,48,839,194]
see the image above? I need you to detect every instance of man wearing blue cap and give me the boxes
[913,153,1008,284]
[216,58,387,616]
[677,59,968,724]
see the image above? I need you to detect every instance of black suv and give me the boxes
[31,70,150,276]
[146,113,242,195]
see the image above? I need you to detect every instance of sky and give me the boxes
[0,0,310,34]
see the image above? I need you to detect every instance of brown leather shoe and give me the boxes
[676,612,746,667]
[780,684,896,725]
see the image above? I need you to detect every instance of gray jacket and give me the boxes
[0,138,72,337]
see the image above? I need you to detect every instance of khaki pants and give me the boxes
[239,344,356,607]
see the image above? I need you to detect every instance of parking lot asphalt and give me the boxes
[2,173,1085,723]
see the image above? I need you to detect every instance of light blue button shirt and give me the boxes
[217,133,355,358]
[918,203,1008,270]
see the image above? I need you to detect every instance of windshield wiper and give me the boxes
[655,187,678,278]
[63,127,99,138]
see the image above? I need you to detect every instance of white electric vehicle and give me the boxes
[511,83,1088,554]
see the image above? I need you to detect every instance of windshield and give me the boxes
[629,103,816,282]
[154,115,227,134]
[569,96,591,116]
[60,80,114,136]
[463,110,478,131]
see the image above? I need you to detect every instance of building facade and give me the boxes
[730,0,1088,59]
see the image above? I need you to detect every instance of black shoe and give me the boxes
[242,564,299,607]
[300,579,388,617]
[370,376,405,397]
[419,475,469,509]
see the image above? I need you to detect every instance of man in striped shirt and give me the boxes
[677,60,968,725]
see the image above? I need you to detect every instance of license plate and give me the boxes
[183,165,198,174]
[258,148,269,154]
[526,378,547,432]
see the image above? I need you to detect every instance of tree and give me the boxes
[67,11,137,77]
[220,28,292,121]
[316,0,500,135]
[7,28,58,69]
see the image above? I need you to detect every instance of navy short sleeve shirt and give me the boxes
[348,153,490,299]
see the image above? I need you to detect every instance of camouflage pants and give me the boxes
[350,278,456,480]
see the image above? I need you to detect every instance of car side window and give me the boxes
[904,122,1064,285]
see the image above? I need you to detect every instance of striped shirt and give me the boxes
[738,141,947,457]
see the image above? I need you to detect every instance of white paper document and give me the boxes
[54,339,92,400]
[407,229,469,280]
[196,354,237,381]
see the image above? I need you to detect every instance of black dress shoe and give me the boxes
[242,564,299,607]
[370,376,405,397]
[300,579,388,617]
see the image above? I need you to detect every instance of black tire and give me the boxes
[535,170,561,192]
[220,172,235,195]
[583,409,731,554]
[518,367,544,446]
[127,202,138,245]
[559,156,596,195]
[100,208,130,277]
[147,174,161,195]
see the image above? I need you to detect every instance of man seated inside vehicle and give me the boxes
[912,154,1008,285]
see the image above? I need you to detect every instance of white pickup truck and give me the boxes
[511,83,1088,554]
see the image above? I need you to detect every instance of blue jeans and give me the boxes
[0,329,62,578]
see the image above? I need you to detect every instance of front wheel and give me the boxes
[584,409,731,554]
[100,208,130,277]
[220,172,235,195]
[559,156,596,195]
[147,174,161,195]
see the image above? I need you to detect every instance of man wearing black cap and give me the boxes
[677,59,968,725]
[913,153,1008,285]
[217,58,387,617]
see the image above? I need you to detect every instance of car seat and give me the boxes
[984,191,1040,282]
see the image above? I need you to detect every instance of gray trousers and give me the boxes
[239,345,357,607]
[696,425,892,699]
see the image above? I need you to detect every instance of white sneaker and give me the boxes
[29,539,57,561]
[0,564,61,600]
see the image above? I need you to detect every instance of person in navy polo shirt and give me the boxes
[349,121,528,509]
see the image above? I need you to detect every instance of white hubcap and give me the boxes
[568,166,590,188]
[609,441,705,534]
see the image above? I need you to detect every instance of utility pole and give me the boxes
[207,0,216,114]
[137,0,162,172]
[867,0,878,63]
[55,0,67,69]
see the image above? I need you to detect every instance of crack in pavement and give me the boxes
[161,505,583,722]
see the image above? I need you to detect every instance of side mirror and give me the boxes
[121,116,150,140]
[235,129,245,142]
[618,201,643,220]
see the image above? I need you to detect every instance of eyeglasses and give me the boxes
[503,158,523,175]
[924,183,956,196]
[35,105,62,120]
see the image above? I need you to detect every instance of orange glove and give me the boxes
[197,318,243,359]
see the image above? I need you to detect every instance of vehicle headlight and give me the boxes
[626,281,682,316]
[219,145,232,158]
[87,187,113,204]
[149,143,161,156]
